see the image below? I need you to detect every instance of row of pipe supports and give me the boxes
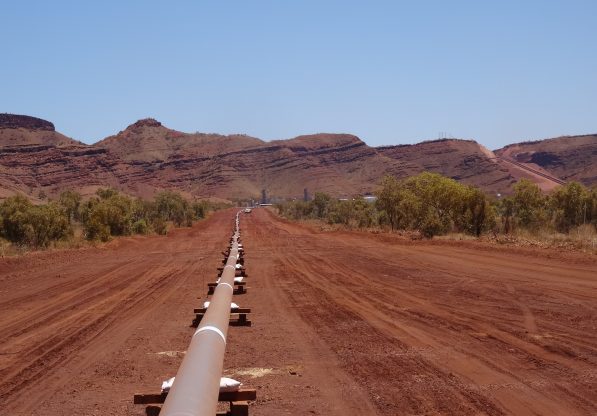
[160,212,244,416]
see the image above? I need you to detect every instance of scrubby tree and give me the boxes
[82,195,132,241]
[351,196,378,228]
[326,199,353,225]
[402,172,466,236]
[155,191,191,226]
[375,175,404,230]
[311,193,331,219]
[279,173,496,238]
[0,195,71,247]
[96,188,120,200]
[512,179,546,229]
[498,196,515,233]
[191,201,207,220]
[589,187,597,229]
[59,190,82,223]
[0,195,33,243]
[26,203,71,247]
[461,187,495,236]
[550,182,590,232]
[0,190,215,247]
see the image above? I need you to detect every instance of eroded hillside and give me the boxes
[0,113,593,200]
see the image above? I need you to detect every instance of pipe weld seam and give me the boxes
[194,325,226,344]
[219,282,234,291]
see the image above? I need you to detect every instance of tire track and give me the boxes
[247,209,597,415]
[0,211,233,415]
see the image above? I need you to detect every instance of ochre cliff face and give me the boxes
[378,139,516,194]
[495,135,597,187]
[0,114,79,148]
[0,115,593,200]
[151,134,408,198]
[0,114,55,131]
[0,145,135,199]
[96,119,265,163]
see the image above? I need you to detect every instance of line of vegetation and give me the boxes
[277,172,597,240]
[0,189,227,249]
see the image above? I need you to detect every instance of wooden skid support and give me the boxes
[222,256,244,264]
[217,270,247,278]
[208,285,246,295]
[208,281,246,287]
[230,401,249,416]
[141,401,249,415]
[194,307,251,314]
[134,388,257,404]
[192,311,251,327]
[217,267,246,273]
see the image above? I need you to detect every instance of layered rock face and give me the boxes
[149,133,408,198]
[96,118,264,162]
[495,135,597,187]
[0,114,79,148]
[0,114,593,200]
[378,139,515,194]
[0,114,55,131]
[0,114,134,199]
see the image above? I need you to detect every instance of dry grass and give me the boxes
[485,224,597,254]
[0,238,24,257]
[288,216,597,254]
[435,233,479,242]
[0,236,93,258]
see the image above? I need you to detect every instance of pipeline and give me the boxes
[160,212,243,416]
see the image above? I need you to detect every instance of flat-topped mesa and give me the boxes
[0,113,55,131]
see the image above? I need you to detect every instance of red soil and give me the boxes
[1,209,596,415]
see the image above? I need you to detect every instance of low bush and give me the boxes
[277,172,596,241]
[0,195,71,247]
[0,189,220,249]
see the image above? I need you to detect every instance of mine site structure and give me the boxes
[135,211,255,416]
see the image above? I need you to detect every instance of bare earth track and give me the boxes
[1,209,596,415]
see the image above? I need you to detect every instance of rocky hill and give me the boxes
[378,139,514,193]
[0,113,80,148]
[0,114,594,200]
[495,134,596,187]
[96,118,264,162]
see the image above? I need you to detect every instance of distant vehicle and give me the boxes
[244,208,252,213]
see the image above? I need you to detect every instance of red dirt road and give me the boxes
[1,208,596,415]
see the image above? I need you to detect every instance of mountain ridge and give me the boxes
[0,113,593,200]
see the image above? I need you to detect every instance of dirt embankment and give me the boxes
[1,208,596,415]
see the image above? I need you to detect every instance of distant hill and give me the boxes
[495,134,596,188]
[0,113,594,200]
[378,139,515,193]
[96,118,264,162]
[0,113,80,147]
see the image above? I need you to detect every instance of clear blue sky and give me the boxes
[1,0,595,148]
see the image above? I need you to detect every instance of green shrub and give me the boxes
[82,194,134,240]
[59,190,82,223]
[512,179,547,229]
[550,182,591,232]
[191,201,207,219]
[26,203,72,247]
[0,190,216,248]
[152,217,168,235]
[0,196,71,247]
[0,195,33,243]
[279,172,495,237]
[132,219,150,235]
